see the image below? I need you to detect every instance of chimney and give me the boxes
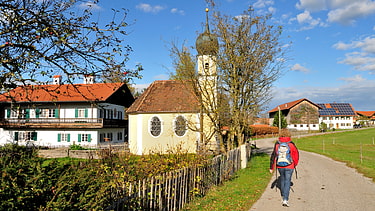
[83,74,95,84]
[53,75,62,85]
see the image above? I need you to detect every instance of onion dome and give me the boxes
[195,8,218,55]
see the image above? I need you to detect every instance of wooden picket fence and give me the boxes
[108,144,252,211]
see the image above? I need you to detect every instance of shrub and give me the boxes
[250,125,278,137]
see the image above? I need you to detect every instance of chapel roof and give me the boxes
[126,80,200,114]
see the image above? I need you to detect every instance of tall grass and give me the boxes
[294,128,375,182]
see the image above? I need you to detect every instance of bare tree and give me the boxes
[0,0,142,92]
[169,4,287,151]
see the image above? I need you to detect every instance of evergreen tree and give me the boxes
[272,110,287,129]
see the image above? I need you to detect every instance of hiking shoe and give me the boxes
[282,200,290,207]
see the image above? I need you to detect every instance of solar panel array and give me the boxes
[317,103,356,116]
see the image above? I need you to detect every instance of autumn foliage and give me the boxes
[250,125,278,137]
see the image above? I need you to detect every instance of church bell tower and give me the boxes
[195,8,219,109]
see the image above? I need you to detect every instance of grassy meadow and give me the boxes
[183,128,375,210]
[294,128,375,182]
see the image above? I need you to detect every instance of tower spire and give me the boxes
[205,8,210,33]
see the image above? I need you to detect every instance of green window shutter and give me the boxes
[57,133,61,142]
[55,109,59,118]
[25,109,30,119]
[78,134,81,142]
[36,109,40,118]
[85,109,88,118]
[32,132,37,141]
[7,109,11,118]
[88,134,91,142]
[14,132,19,141]
[67,134,71,142]
[75,108,78,118]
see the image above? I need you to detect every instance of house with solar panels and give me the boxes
[0,75,134,147]
[318,103,356,129]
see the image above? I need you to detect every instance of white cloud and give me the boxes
[291,63,309,73]
[327,1,375,25]
[295,10,323,30]
[334,36,375,73]
[268,7,276,14]
[171,8,185,15]
[338,74,366,82]
[296,0,326,12]
[296,0,375,25]
[338,52,375,73]
[332,41,352,50]
[136,3,164,13]
[78,2,101,10]
[253,0,274,9]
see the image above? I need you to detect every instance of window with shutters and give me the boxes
[58,133,70,142]
[80,134,89,142]
[78,134,91,142]
[40,109,57,118]
[16,131,37,141]
[77,109,86,118]
[150,116,162,137]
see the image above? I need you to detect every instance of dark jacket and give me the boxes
[270,137,299,170]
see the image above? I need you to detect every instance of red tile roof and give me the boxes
[0,83,126,103]
[127,80,200,113]
[268,98,320,113]
[356,111,375,117]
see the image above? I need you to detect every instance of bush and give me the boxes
[250,125,278,137]
[69,143,88,150]
[0,144,67,210]
[0,144,209,210]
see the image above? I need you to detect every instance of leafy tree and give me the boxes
[272,110,287,129]
[169,3,287,151]
[0,0,142,92]
[169,42,196,81]
[319,122,327,132]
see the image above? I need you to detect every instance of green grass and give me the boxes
[294,128,375,182]
[183,153,272,211]
[183,128,375,210]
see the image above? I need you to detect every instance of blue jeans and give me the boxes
[277,168,294,201]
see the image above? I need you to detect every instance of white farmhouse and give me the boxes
[0,76,134,148]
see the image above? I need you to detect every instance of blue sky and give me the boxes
[90,0,375,111]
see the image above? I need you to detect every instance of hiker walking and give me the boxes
[269,129,299,207]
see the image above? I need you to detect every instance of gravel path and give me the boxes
[250,138,375,211]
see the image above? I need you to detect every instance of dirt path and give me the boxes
[250,138,375,211]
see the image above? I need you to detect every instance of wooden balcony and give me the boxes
[0,118,128,129]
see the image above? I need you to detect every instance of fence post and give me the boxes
[240,144,248,169]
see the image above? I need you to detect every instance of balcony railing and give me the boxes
[0,118,127,129]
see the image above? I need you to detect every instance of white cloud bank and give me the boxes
[270,77,375,111]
